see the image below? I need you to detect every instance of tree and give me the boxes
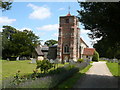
[94,38,120,59]
[78,2,120,58]
[2,26,40,59]
[77,2,120,42]
[44,39,58,47]
[0,0,13,11]
[92,51,99,61]
[2,26,17,58]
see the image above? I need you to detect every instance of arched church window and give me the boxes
[64,45,69,53]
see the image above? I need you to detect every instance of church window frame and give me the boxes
[64,45,69,54]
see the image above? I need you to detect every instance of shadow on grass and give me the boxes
[73,74,119,88]
[56,72,85,88]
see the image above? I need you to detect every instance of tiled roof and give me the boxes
[80,38,89,47]
[41,45,49,51]
[66,13,71,16]
[35,45,44,56]
[83,48,95,56]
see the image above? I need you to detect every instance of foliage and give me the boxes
[94,38,120,59]
[44,39,58,47]
[78,2,120,59]
[2,61,90,88]
[36,60,53,73]
[106,62,119,76]
[14,66,79,88]
[0,0,13,11]
[12,69,38,86]
[77,59,84,63]
[2,25,40,59]
[92,51,99,61]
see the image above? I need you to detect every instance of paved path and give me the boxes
[73,61,118,88]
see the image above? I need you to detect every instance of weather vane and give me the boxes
[68,6,70,14]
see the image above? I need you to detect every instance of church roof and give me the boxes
[80,38,89,47]
[83,48,95,56]
[41,45,49,51]
[66,13,71,16]
[35,45,44,56]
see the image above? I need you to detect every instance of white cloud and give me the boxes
[36,24,59,31]
[0,17,16,25]
[81,29,90,34]
[27,3,51,20]
[59,8,65,11]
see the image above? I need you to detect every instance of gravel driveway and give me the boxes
[73,61,118,88]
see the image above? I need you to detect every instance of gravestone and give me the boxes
[30,58,36,63]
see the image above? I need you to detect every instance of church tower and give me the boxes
[57,12,80,62]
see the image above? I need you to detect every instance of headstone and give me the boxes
[31,58,36,63]
[50,59,54,63]
[7,58,9,61]
[16,57,19,61]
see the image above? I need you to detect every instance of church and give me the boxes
[56,12,95,62]
[35,12,95,62]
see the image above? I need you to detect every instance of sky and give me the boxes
[0,1,94,47]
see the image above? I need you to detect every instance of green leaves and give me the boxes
[2,25,40,59]
[92,51,99,61]
[44,39,58,47]
[0,0,13,11]
[78,2,120,59]
[36,60,53,73]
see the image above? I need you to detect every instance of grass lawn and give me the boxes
[2,60,67,79]
[57,65,92,88]
[2,60,36,79]
[106,62,119,76]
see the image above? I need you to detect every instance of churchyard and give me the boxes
[1,58,119,88]
[1,59,91,88]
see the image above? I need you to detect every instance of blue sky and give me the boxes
[1,2,93,47]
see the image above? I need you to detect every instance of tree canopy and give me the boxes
[44,39,58,47]
[78,2,120,59]
[0,0,13,11]
[2,25,40,59]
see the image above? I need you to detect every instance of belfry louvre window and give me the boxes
[64,45,69,53]
[66,19,69,23]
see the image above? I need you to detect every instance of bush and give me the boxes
[2,62,88,88]
[36,60,53,73]
[14,66,79,88]
[92,51,99,61]
[77,59,84,63]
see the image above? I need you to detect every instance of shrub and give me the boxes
[92,51,99,61]
[15,67,79,88]
[77,59,84,63]
[2,62,88,88]
[36,60,53,73]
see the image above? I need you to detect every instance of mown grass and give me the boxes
[2,60,67,79]
[2,60,36,79]
[106,62,119,76]
[57,65,92,88]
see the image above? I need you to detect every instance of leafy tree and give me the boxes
[2,25,40,59]
[2,26,17,58]
[93,37,120,59]
[0,0,13,11]
[78,2,120,59]
[44,39,58,47]
[92,51,99,61]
